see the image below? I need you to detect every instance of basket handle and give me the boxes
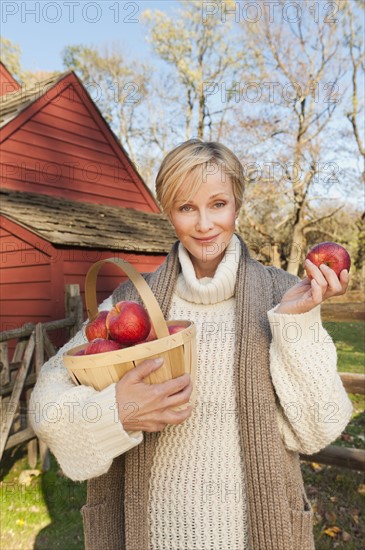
[85,258,170,339]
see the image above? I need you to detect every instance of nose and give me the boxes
[196,209,214,232]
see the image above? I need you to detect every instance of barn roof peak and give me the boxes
[0,70,71,127]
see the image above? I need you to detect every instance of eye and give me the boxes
[179,204,193,212]
[214,202,226,208]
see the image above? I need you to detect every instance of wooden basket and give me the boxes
[64,258,197,405]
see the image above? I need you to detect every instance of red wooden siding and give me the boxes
[0,63,20,96]
[1,73,159,213]
[1,216,167,350]
[0,223,54,332]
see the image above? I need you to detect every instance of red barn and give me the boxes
[0,65,176,346]
[0,62,20,96]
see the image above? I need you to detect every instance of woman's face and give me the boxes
[169,166,236,278]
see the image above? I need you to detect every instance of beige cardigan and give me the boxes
[81,234,321,550]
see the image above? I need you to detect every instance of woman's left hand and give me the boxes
[275,259,350,315]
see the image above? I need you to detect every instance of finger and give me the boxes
[304,259,328,289]
[164,406,192,425]
[339,269,350,291]
[310,278,323,305]
[319,264,343,293]
[158,373,191,398]
[165,381,193,408]
[132,357,164,381]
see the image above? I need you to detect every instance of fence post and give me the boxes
[65,284,83,338]
[0,331,35,461]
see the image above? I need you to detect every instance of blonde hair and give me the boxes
[155,139,245,215]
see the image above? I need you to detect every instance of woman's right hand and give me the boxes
[115,357,193,432]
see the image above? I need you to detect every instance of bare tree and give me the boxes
[342,0,365,182]
[234,0,350,275]
[141,0,252,140]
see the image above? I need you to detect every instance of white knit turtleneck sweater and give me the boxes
[148,236,249,549]
[30,237,353,548]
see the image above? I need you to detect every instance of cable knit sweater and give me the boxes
[30,235,353,549]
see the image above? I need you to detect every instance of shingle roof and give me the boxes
[0,189,177,254]
[0,71,69,128]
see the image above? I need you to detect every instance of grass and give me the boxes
[303,460,364,549]
[0,449,86,550]
[1,320,364,550]
[302,320,365,549]
[324,321,365,375]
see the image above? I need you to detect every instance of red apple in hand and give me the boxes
[85,311,109,341]
[305,242,351,278]
[84,338,123,355]
[106,301,151,345]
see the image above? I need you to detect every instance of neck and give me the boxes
[188,250,225,279]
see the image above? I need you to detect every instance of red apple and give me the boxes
[168,325,185,335]
[145,324,157,342]
[85,311,108,341]
[106,301,151,345]
[305,242,351,278]
[84,338,123,355]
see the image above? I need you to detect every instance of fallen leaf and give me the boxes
[325,511,337,524]
[324,526,341,538]
[340,433,353,442]
[310,462,323,472]
[342,530,351,542]
[307,484,318,496]
[313,513,322,526]
[350,511,360,525]
[357,484,365,495]
[329,496,338,503]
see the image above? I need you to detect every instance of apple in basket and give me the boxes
[145,324,157,342]
[106,301,151,345]
[84,338,123,355]
[144,324,184,342]
[305,242,351,278]
[85,310,109,341]
[168,325,185,335]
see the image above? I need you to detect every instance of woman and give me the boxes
[30,139,352,550]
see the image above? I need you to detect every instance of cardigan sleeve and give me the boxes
[267,304,353,454]
[29,296,143,482]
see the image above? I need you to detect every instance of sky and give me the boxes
[1,0,180,73]
[2,0,363,203]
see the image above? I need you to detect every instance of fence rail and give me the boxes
[299,372,365,471]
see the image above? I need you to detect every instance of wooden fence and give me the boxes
[0,285,364,471]
[300,372,365,471]
[0,284,83,468]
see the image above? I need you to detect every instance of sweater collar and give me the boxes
[175,234,241,304]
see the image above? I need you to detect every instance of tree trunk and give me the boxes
[272,244,282,269]
[286,223,305,275]
[186,88,193,140]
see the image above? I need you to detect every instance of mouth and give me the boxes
[193,234,219,243]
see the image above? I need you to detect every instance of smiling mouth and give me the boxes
[193,235,219,242]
